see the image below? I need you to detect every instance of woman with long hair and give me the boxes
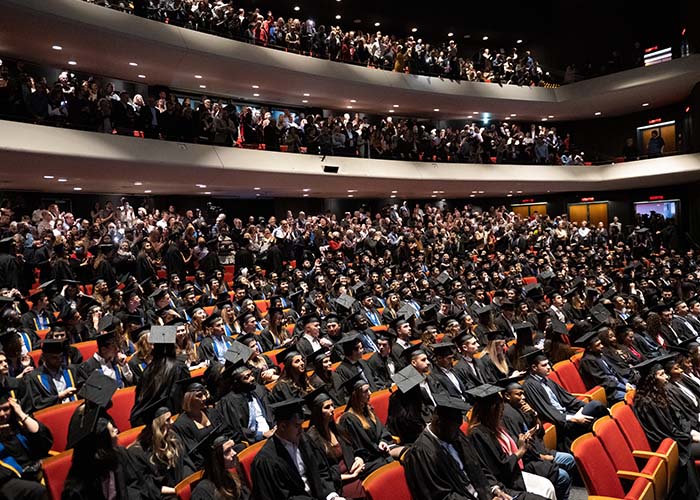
[62,417,131,500]
[172,379,222,471]
[259,306,291,352]
[306,389,367,499]
[187,306,207,342]
[337,375,404,471]
[219,302,237,337]
[175,321,199,368]
[237,334,279,385]
[633,356,700,497]
[467,385,557,500]
[380,291,401,325]
[270,346,313,403]
[191,436,251,500]
[480,331,522,383]
[308,349,343,405]
[127,407,194,498]
[127,327,152,384]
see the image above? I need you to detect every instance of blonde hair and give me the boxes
[346,386,376,430]
[151,413,181,469]
[485,339,509,376]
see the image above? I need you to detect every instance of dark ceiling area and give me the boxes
[240,0,688,75]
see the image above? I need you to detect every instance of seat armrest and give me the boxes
[632,450,669,463]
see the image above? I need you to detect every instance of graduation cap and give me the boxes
[149,288,168,302]
[41,339,65,355]
[636,228,649,234]
[185,305,205,319]
[308,349,331,367]
[520,348,548,366]
[300,313,321,326]
[440,316,460,330]
[149,326,177,345]
[453,330,476,347]
[187,423,224,459]
[573,330,599,348]
[304,386,333,408]
[66,404,104,450]
[95,330,118,348]
[267,306,284,318]
[0,236,15,252]
[475,304,493,316]
[77,371,119,408]
[466,383,503,401]
[341,372,368,394]
[389,316,410,332]
[375,329,396,343]
[486,330,507,342]
[436,271,452,286]
[431,341,455,357]
[0,329,19,347]
[401,343,426,362]
[177,375,206,394]
[335,294,357,312]
[391,365,424,394]
[496,375,524,391]
[351,281,367,295]
[0,386,11,405]
[396,304,417,320]
[420,303,438,321]
[224,341,254,365]
[433,393,470,413]
[270,398,305,421]
[589,303,611,324]
[500,300,515,311]
[550,319,568,337]
[275,344,302,365]
[523,283,543,298]
[337,333,362,355]
[77,295,102,316]
[650,303,673,314]
[633,354,675,379]
[538,271,555,281]
[203,313,222,328]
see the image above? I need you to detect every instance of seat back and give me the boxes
[552,360,588,394]
[238,439,266,485]
[107,386,136,432]
[569,352,583,369]
[369,388,392,425]
[255,300,270,315]
[28,349,43,367]
[547,370,563,386]
[592,416,639,472]
[610,402,652,452]
[176,470,204,500]
[74,340,98,361]
[42,449,74,500]
[362,461,413,500]
[570,433,626,497]
[117,425,144,448]
[34,400,82,452]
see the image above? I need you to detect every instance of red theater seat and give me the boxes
[42,449,74,500]
[369,388,392,425]
[255,300,270,315]
[362,461,413,500]
[74,341,98,361]
[117,425,144,448]
[176,470,204,500]
[238,439,266,486]
[107,386,136,432]
[552,360,607,405]
[34,400,82,453]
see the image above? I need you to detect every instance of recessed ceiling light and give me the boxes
[57,178,68,182]
[73,187,82,191]
[388,110,395,113]
[67,61,77,65]
[448,32,454,37]
[204,191,211,195]
[303,194,309,197]
[393,104,400,108]
[129,62,138,67]
[350,99,357,103]
[433,108,440,112]
[347,189,358,193]
[52,45,62,51]
[391,190,398,194]
[138,74,146,79]
[548,115,554,118]
[348,194,354,198]
[252,85,259,89]
[505,117,511,120]
[478,190,485,194]
[516,39,523,44]
[303,93,310,97]
[374,22,381,27]
[541,118,548,121]
[144,190,152,193]
[642,102,649,107]
[253,93,260,97]
[353,19,362,24]
[431,194,437,198]
[470,194,476,197]
[507,194,513,197]
[199,85,206,89]
[482,35,489,41]
[293,6,300,11]
[302,100,309,103]
[194,75,203,79]
[254,187,261,190]
[464,34,471,39]
[390,195,396,198]
[256,193,261,197]
[302,188,311,192]
[516,190,523,193]
[510,113,517,117]
[411,28,418,33]
[134,182,143,186]
[347,105,353,109]
[43,175,54,179]
[335,14,341,19]
[196,184,207,188]
[471,190,478,194]
[594,111,602,116]
[472,111,479,115]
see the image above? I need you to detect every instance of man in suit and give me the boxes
[390,316,413,368]
[576,330,631,404]
[197,313,233,365]
[672,300,700,339]
[453,331,486,390]
[77,330,134,388]
[26,339,78,411]
[494,300,517,340]
[334,334,378,403]
[367,330,397,389]
[297,314,331,359]
[428,342,467,401]
[251,398,342,500]
[656,303,688,347]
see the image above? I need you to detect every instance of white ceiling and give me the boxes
[1,0,699,122]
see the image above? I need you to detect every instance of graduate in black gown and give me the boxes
[0,386,53,500]
[61,377,134,500]
[191,435,251,500]
[126,405,195,499]
[307,349,343,406]
[633,355,700,499]
[270,345,315,404]
[126,325,151,385]
[25,338,79,412]
[404,394,548,500]
[337,373,404,472]
[386,365,433,444]
[171,377,224,470]
[129,326,190,427]
[664,354,700,431]
[251,398,341,500]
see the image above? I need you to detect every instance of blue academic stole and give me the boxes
[0,434,29,477]
[100,363,123,388]
[40,369,77,401]
[212,336,231,360]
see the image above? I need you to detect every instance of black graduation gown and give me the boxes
[125,439,194,500]
[76,356,133,389]
[61,447,132,500]
[197,335,233,365]
[579,352,626,402]
[428,367,468,400]
[191,478,252,500]
[250,435,339,500]
[404,428,540,500]
[366,353,395,390]
[26,365,79,412]
[466,425,527,491]
[270,379,311,404]
[479,353,513,384]
[0,421,53,500]
[172,410,222,471]
[127,354,148,385]
[306,426,359,493]
[334,360,378,403]
[453,356,486,390]
[386,387,432,445]
[337,411,393,473]
[129,361,190,427]
[215,386,275,444]
[666,382,700,432]
[308,374,344,407]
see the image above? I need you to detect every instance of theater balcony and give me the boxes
[1,119,700,199]
[1,0,699,121]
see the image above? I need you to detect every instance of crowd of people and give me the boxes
[0,195,697,499]
[0,59,580,165]
[92,0,551,86]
